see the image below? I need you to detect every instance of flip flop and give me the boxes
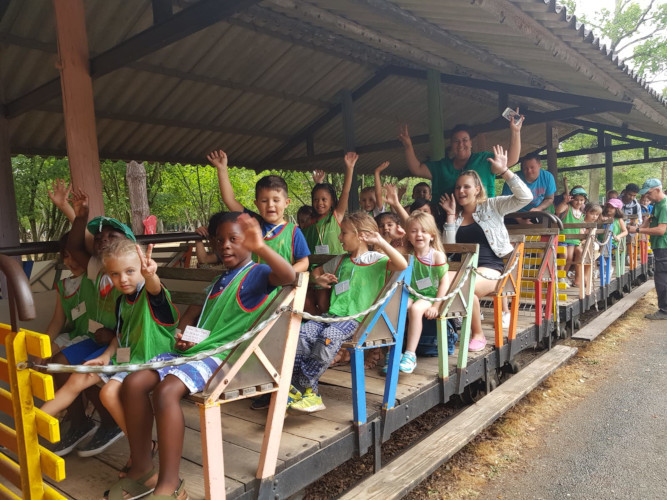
[119,440,158,478]
[144,479,189,500]
[103,467,158,500]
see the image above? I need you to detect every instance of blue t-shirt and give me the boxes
[243,208,310,262]
[208,263,276,311]
[501,169,556,212]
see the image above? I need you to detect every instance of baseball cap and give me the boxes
[638,178,662,195]
[570,187,588,197]
[87,216,136,242]
[607,198,623,210]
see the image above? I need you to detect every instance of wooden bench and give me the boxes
[156,266,308,500]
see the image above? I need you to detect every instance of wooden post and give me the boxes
[546,123,559,180]
[588,153,603,203]
[53,0,105,217]
[427,69,445,161]
[341,90,359,212]
[126,161,150,235]
[200,403,225,500]
[0,114,20,295]
[605,136,614,192]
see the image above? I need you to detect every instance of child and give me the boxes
[297,205,316,230]
[360,160,390,217]
[106,213,296,499]
[375,212,407,254]
[573,203,603,291]
[398,212,449,373]
[556,186,588,284]
[288,212,408,413]
[41,239,178,448]
[412,182,432,202]
[606,189,619,202]
[207,149,310,272]
[409,198,433,215]
[303,153,357,257]
[601,198,628,246]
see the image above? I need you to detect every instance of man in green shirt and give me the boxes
[628,178,667,320]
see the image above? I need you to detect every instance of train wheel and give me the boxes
[459,380,485,405]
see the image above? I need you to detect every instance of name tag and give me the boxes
[116,347,131,363]
[315,244,330,255]
[181,325,211,344]
[334,280,350,295]
[416,277,433,290]
[71,301,87,320]
[88,319,104,334]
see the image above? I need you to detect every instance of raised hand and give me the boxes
[206,150,228,170]
[374,161,390,174]
[344,152,359,170]
[195,226,209,238]
[312,169,326,184]
[397,184,407,201]
[137,244,158,280]
[487,144,508,175]
[439,193,456,215]
[70,188,89,219]
[47,179,71,208]
[358,231,384,247]
[509,107,524,132]
[237,213,264,253]
[384,184,400,206]
[398,123,413,148]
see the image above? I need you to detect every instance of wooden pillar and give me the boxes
[0,114,20,295]
[605,135,614,192]
[53,0,104,217]
[126,161,150,235]
[341,90,359,212]
[546,123,559,180]
[427,69,445,161]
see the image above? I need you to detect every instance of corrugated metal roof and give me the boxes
[1,0,665,177]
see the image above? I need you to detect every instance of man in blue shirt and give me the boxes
[502,153,556,218]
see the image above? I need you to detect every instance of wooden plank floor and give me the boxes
[39,275,627,498]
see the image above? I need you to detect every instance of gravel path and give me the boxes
[478,314,667,500]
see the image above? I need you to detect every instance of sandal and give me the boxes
[103,467,157,500]
[119,440,158,478]
[145,479,189,500]
[364,349,383,370]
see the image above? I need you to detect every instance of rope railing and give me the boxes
[403,265,473,302]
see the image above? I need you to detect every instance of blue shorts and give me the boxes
[61,338,106,365]
[150,353,222,394]
[559,242,576,247]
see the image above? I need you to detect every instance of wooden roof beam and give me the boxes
[5,0,261,118]
[389,67,633,113]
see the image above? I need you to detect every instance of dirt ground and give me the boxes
[301,289,659,500]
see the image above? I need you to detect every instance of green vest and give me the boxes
[115,286,177,364]
[255,222,296,264]
[650,197,667,249]
[328,254,390,322]
[303,213,344,255]
[561,206,584,245]
[409,254,448,301]
[185,264,270,359]
[56,274,90,340]
[92,272,122,330]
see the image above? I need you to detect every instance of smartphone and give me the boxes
[502,107,521,124]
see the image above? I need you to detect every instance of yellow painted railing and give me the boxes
[0,254,66,499]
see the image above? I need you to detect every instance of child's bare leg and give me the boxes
[50,352,88,426]
[563,245,574,273]
[150,375,190,495]
[406,299,430,353]
[315,288,331,315]
[100,380,126,435]
[41,372,102,416]
[502,296,510,314]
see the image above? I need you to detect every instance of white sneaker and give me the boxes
[502,311,510,328]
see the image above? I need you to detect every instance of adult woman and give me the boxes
[398,112,524,203]
[439,145,533,351]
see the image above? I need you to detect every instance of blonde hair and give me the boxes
[405,212,444,253]
[102,238,141,265]
[584,203,603,217]
[457,170,488,207]
[341,211,379,237]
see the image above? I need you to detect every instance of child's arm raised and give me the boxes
[238,213,296,287]
[334,152,358,222]
[359,232,408,272]
[136,244,161,295]
[66,189,92,269]
[48,179,75,223]
[374,161,390,211]
[207,150,244,212]
[194,226,220,265]
[384,184,410,224]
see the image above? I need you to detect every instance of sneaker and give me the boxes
[76,424,123,457]
[645,310,667,320]
[468,337,487,352]
[502,311,511,329]
[288,388,325,413]
[286,385,302,409]
[447,331,458,355]
[49,418,98,457]
[250,393,272,411]
[566,270,575,279]
[398,352,417,374]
